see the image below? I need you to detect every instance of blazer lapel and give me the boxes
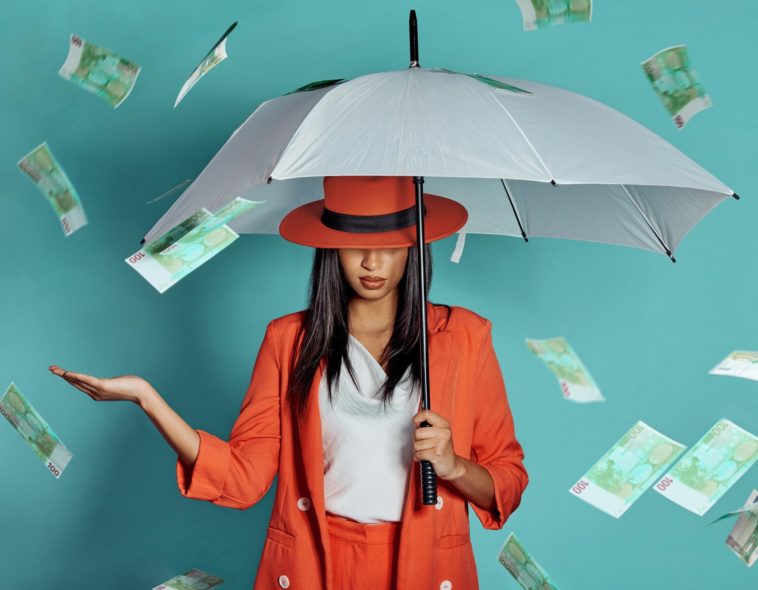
[298,359,331,587]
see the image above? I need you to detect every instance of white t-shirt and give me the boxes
[319,333,421,523]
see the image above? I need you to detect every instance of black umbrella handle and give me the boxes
[413,175,437,506]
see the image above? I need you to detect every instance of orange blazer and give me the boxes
[176,303,528,590]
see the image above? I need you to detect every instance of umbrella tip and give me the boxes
[550,179,557,187]
[409,10,419,68]
[140,238,146,245]
[732,192,740,200]
[521,231,528,242]
[267,176,273,185]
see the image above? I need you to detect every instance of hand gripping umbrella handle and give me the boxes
[413,175,438,506]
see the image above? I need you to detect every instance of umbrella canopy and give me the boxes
[143,67,736,261]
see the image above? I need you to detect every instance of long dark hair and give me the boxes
[287,244,433,422]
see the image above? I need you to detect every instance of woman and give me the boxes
[49,176,528,590]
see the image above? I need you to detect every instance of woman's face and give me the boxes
[337,247,409,301]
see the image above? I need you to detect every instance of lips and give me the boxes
[359,276,386,289]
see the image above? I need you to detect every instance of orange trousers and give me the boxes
[326,512,402,590]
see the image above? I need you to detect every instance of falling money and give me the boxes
[570,421,686,518]
[126,198,263,293]
[175,22,238,107]
[526,337,605,403]
[17,142,88,236]
[641,45,711,129]
[497,533,560,590]
[59,33,141,108]
[654,419,758,516]
[153,568,224,590]
[514,0,592,31]
[0,383,73,479]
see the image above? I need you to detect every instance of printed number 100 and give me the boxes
[47,461,61,478]
[572,480,590,495]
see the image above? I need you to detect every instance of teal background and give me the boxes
[1,0,756,588]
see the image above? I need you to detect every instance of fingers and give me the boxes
[49,365,103,400]
[49,365,101,388]
[412,409,449,427]
[413,426,439,439]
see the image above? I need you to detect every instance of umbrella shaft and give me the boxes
[414,175,437,506]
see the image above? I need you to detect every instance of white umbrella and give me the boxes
[142,59,737,263]
[142,11,737,505]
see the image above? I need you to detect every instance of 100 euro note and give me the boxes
[641,45,711,129]
[154,568,224,590]
[0,383,73,479]
[159,197,264,257]
[570,421,686,518]
[526,337,604,402]
[59,33,140,108]
[17,142,87,236]
[175,22,237,107]
[497,533,560,590]
[654,419,758,516]
[514,0,592,31]
[708,351,758,382]
[126,198,262,293]
[726,489,758,567]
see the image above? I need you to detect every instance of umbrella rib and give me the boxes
[489,95,556,183]
[500,178,528,242]
[619,184,676,262]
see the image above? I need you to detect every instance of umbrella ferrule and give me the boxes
[409,10,420,68]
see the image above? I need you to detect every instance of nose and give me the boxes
[361,249,380,271]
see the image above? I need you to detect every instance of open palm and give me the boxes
[49,365,152,404]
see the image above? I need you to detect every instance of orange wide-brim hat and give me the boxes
[278,176,468,248]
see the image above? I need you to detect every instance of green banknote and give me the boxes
[153,568,224,590]
[175,22,237,107]
[497,533,560,590]
[59,33,141,108]
[654,419,758,516]
[725,489,758,567]
[526,337,604,403]
[17,142,88,236]
[515,0,592,31]
[570,421,686,518]
[126,198,262,293]
[159,197,264,257]
[0,383,73,479]
[708,350,758,382]
[641,45,712,129]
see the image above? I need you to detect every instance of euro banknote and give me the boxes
[641,45,711,129]
[126,198,262,293]
[59,33,140,108]
[497,533,560,590]
[514,0,592,31]
[726,489,758,567]
[706,489,758,527]
[570,421,686,518]
[17,142,87,236]
[654,419,758,515]
[153,568,224,590]
[0,383,73,479]
[159,197,263,257]
[175,22,238,107]
[526,337,605,403]
[708,351,758,382]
